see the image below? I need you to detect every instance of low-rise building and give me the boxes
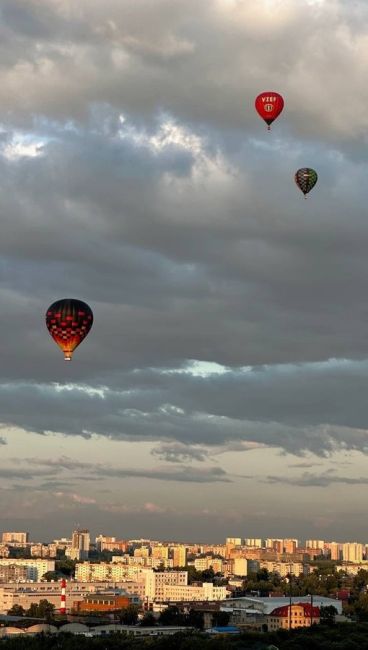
[267,602,320,630]
[73,590,140,613]
[0,581,142,614]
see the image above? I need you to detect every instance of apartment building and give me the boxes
[342,543,363,563]
[75,561,146,583]
[244,539,263,548]
[69,529,90,561]
[95,535,128,553]
[1,532,29,545]
[233,558,248,577]
[161,582,227,603]
[0,565,28,582]
[194,557,223,573]
[145,570,187,601]
[172,546,187,568]
[259,561,304,577]
[0,559,55,581]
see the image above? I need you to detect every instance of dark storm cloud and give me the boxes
[2,357,368,455]
[2,120,368,381]
[1,0,368,470]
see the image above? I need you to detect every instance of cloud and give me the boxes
[54,492,97,505]
[2,358,368,457]
[19,456,231,484]
[0,0,368,144]
[151,442,210,463]
[2,0,368,537]
[265,471,368,488]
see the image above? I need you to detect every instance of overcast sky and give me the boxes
[1,0,368,544]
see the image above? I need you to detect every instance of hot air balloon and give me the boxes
[255,92,284,130]
[45,298,93,360]
[294,168,318,198]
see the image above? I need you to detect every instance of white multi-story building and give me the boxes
[226,538,242,546]
[145,570,187,601]
[0,559,55,582]
[30,544,55,558]
[233,558,248,577]
[1,532,29,545]
[161,582,227,603]
[335,563,368,575]
[259,561,304,577]
[69,529,90,561]
[305,540,325,550]
[244,539,263,548]
[193,556,223,573]
[342,543,363,563]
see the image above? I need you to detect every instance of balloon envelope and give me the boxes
[255,92,284,129]
[46,298,93,360]
[294,168,318,196]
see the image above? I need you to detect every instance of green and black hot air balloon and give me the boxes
[295,168,318,198]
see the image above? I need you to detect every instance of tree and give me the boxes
[140,612,156,627]
[186,609,204,630]
[158,606,185,626]
[201,568,215,583]
[26,599,55,621]
[212,610,230,627]
[320,604,338,625]
[7,604,25,616]
[56,558,76,576]
[120,604,139,625]
[42,571,59,582]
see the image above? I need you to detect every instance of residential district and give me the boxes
[0,530,368,639]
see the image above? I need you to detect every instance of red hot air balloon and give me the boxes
[46,298,93,360]
[255,92,284,130]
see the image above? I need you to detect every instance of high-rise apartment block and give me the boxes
[1,532,29,545]
[70,530,90,561]
[244,538,263,548]
[265,538,283,552]
[172,546,187,568]
[328,542,341,561]
[151,545,169,561]
[226,538,242,546]
[342,542,363,563]
[233,558,248,576]
[305,540,325,550]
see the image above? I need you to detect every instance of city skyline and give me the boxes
[1,0,368,540]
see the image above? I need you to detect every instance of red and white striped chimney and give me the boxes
[60,578,66,615]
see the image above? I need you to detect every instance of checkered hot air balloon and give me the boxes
[46,298,93,360]
[295,168,318,197]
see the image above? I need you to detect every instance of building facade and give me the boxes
[267,603,320,630]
